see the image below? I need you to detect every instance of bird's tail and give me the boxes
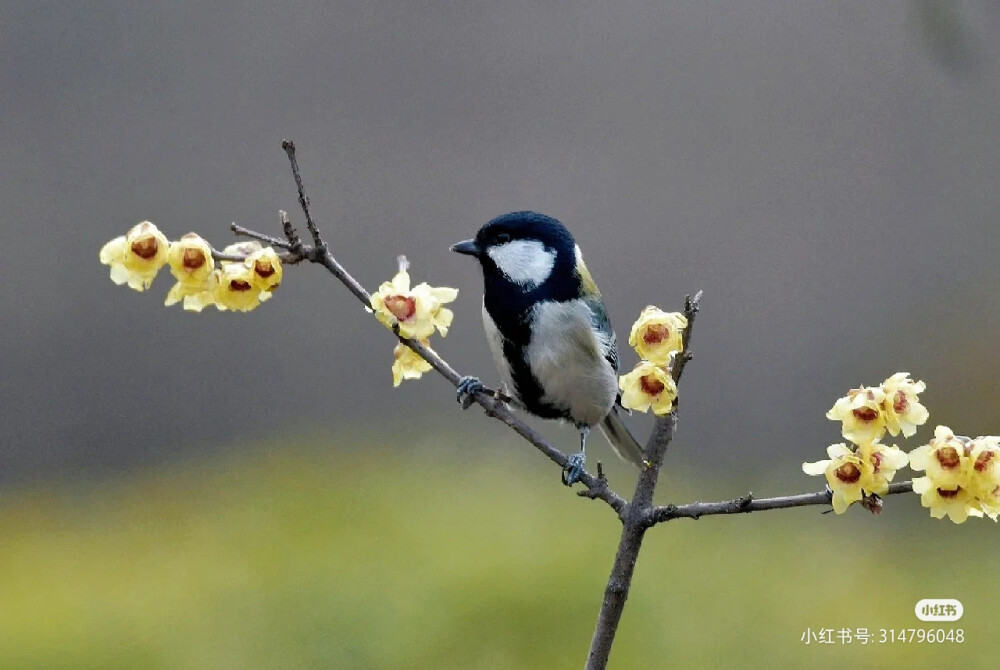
[599,406,645,467]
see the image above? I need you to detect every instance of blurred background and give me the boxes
[2,1,999,667]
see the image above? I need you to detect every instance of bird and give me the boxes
[450,210,644,485]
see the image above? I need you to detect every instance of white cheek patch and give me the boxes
[486,239,556,289]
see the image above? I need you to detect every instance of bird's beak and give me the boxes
[450,239,480,257]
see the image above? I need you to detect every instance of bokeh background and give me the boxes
[3,1,999,668]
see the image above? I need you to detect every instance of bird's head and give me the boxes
[451,211,584,298]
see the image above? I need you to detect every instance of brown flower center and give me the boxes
[975,451,995,472]
[182,248,206,270]
[642,324,670,346]
[852,407,878,422]
[936,446,961,470]
[892,390,908,414]
[130,237,159,259]
[869,451,883,473]
[937,487,961,499]
[835,462,861,484]
[229,279,253,292]
[254,259,275,278]
[384,295,416,321]
[639,374,665,396]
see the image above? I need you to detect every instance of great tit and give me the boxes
[451,211,644,485]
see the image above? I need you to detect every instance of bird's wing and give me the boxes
[584,294,619,373]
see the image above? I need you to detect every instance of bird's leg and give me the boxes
[562,425,589,486]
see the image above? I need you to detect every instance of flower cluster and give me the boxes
[909,426,1000,523]
[806,373,999,523]
[804,372,927,515]
[369,266,457,386]
[803,442,909,514]
[617,306,686,415]
[825,372,929,443]
[99,222,282,312]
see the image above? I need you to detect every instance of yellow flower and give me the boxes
[912,477,982,524]
[967,437,1000,520]
[628,306,687,366]
[826,386,887,444]
[907,425,969,490]
[168,233,214,283]
[164,233,216,311]
[618,362,677,415]
[165,273,217,312]
[99,221,170,291]
[213,262,262,312]
[391,341,433,386]
[370,269,458,338]
[880,372,929,437]
[802,443,865,514]
[857,441,909,495]
[247,247,283,292]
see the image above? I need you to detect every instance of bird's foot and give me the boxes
[456,376,485,410]
[562,451,586,486]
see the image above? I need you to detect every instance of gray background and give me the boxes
[3,1,998,486]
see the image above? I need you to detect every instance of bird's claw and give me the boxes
[456,376,485,410]
[562,451,586,486]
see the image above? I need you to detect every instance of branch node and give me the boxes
[279,209,306,259]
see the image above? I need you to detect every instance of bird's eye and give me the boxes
[496,232,511,244]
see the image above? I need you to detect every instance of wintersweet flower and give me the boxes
[911,477,982,524]
[99,221,170,291]
[826,386,887,445]
[880,372,929,437]
[857,441,909,495]
[213,262,262,312]
[247,247,283,292]
[802,443,866,514]
[165,273,217,312]
[628,306,687,366]
[618,362,677,415]
[907,425,969,490]
[391,341,433,386]
[164,233,216,311]
[967,437,1000,520]
[168,233,215,283]
[370,269,458,339]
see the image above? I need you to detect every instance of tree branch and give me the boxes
[585,292,701,670]
[648,480,914,524]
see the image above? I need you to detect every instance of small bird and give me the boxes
[451,211,643,485]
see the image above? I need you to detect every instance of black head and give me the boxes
[451,211,580,300]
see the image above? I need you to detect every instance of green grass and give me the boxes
[0,439,994,669]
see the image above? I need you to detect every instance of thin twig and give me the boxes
[282,140,326,252]
[648,480,914,523]
[230,223,297,251]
